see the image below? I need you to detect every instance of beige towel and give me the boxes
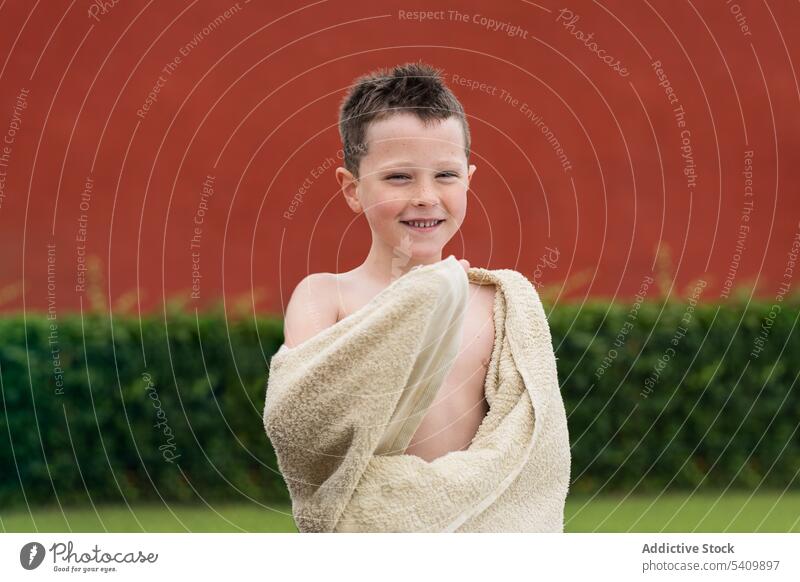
[263,255,571,532]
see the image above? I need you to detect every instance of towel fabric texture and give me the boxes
[263,255,571,532]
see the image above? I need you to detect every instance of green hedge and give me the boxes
[1,298,798,508]
[552,298,799,493]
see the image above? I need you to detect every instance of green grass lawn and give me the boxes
[2,492,798,533]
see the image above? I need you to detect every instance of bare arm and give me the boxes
[282,273,339,349]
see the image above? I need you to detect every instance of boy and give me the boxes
[281,62,496,463]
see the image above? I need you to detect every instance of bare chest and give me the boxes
[405,284,496,458]
[336,282,496,390]
[337,279,497,461]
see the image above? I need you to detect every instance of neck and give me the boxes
[359,237,443,285]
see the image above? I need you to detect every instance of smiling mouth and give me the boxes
[400,219,446,231]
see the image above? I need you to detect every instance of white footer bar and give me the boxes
[2,533,797,581]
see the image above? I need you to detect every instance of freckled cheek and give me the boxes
[362,194,406,225]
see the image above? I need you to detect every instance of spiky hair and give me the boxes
[338,61,471,177]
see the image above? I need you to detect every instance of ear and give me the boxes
[467,163,477,185]
[336,166,362,213]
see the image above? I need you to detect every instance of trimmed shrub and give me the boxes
[1,297,797,507]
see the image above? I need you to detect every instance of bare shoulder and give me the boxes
[282,272,339,349]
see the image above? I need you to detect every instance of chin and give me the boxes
[384,225,453,259]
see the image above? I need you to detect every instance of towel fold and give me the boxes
[263,255,571,532]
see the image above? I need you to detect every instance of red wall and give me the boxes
[0,0,798,315]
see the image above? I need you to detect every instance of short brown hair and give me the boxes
[338,61,471,177]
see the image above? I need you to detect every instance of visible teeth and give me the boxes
[406,220,439,228]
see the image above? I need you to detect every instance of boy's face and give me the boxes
[336,112,476,261]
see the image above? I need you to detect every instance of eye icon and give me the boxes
[20,542,46,570]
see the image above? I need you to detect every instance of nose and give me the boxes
[410,179,439,207]
[411,196,438,207]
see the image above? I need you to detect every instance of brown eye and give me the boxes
[386,174,410,181]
